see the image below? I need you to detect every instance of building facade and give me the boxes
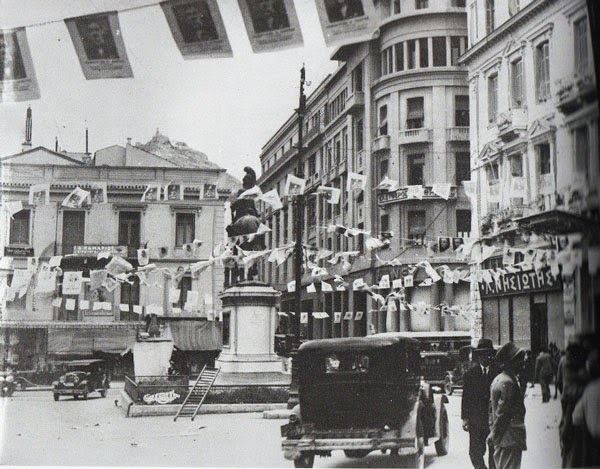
[461,0,598,350]
[258,0,473,340]
[0,129,239,374]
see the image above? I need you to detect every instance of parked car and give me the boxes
[281,335,449,468]
[53,359,109,401]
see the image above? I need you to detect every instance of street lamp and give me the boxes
[288,65,307,408]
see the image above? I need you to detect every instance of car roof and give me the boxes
[299,335,420,353]
[65,359,105,366]
[374,331,471,339]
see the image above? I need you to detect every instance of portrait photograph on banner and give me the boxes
[64,12,133,79]
[201,183,218,199]
[161,0,233,59]
[237,0,303,53]
[0,28,40,102]
[89,182,108,204]
[314,0,376,47]
[28,183,50,205]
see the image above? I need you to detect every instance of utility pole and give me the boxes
[288,65,307,408]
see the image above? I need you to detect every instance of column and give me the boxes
[429,282,442,331]
[427,37,433,68]
[404,42,409,70]
[446,36,452,66]
[415,39,421,68]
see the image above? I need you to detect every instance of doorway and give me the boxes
[62,211,85,254]
[531,301,548,354]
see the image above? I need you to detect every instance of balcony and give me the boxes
[446,127,470,142]
[305,172,322,192]
[496,109,527,143]
[555,73,597,115]
[372,135,391,153]
[346,91,365,115]
[398,128,433,145]
[304,121,324,146]
[378,185,457,205]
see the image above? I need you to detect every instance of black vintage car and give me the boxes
[52,359,110,401]
[281,335,449,468]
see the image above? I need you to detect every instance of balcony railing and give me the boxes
[346,91,365,114]
[496,109,527,142]
[378,185,457,205]
[446,127,470,141]
[304,121,325,145]
[398,128,433,145]
[555,73,597,115]
[372,135,391,153]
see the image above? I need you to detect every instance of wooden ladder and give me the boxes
[173,365,220,421]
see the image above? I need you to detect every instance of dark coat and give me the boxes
[461,363,498,428]
[489,371,527,450]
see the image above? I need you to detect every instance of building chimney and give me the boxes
[55,137,58,152]
[21,106,32,152]
[126,137,132,146]
[85,127,90,156]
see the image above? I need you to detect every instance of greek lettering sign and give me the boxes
[478,267,561,297]
[378,185,457,206]
[72,245,127,257]
[4,246,34,257]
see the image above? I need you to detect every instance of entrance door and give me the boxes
[531,302,548,354]
[118,212,141,256]
[62,211,85,254]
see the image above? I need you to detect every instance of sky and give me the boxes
[0,0,339,179]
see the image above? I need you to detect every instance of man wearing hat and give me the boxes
[462,338,499,469]
[488,341,527,469]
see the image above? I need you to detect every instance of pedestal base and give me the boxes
[216,352,283,374]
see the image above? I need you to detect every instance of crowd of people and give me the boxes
[461,335,599,469]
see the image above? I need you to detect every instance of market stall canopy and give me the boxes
[48,328,137,354]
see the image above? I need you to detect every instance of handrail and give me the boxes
[191,367,220,421]
[173,364,206,421]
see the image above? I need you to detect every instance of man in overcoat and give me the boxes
[462,338,499,469]
[488,342,527,469]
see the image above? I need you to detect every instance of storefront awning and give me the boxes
[48,328,137,354]
[168,320,222,351]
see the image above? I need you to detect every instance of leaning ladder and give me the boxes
[173,365,220,421]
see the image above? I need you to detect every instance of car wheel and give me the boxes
[444,376,453,395]
[435,404,449,456]
[53,393,59,401]
[294,453,314,468]
[73,394,79,400]
[344,450,370,458]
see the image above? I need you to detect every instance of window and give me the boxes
[381,47,393,76]
[393,0,401,13]
[485,0,495,34]
[451,36,461,65]
[456,152,471,184]
[452,0,465,5]
[407,211,426,244]
[432,37,446,66]
[419,38,428,67]
[456,210,471,237]
[120,278,140,320]
[469,3,478,46]
[455,95,470,126]
[407,40,416,69]
[535,41,550,102]
[380,159,389,179]
[62,211,85,255]
[352,63,363,92]
[508,0,519,16]
[537,143,551,175]
[118,211,141,247]
[308,154,316,175]
[406,97,424,129]
[380,213,389,232]
[408,154,425,185]
[574,125,589,173]
[356,118,364,151]
[487,161,500,183]
[488,74,498,123]
[415,0,428,9]
[574,17,589,76]
[510,154,523,177]
[222,311,231,346]
[395,43,404,71]
[511,58,524,108]
[379,105,388,136]
[9,209,30,245]
[175,213,195,247]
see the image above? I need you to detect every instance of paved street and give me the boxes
[0,384,561,467]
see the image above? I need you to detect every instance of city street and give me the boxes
[1,385,561,468]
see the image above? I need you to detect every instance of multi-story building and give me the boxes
[258,0,472,340]
[0,122,239,374]
[461,0,598,350]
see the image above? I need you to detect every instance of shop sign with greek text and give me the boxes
[478,267,561,297]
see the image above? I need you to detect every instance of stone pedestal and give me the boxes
[133,338,174,377]
[216,281,282,374]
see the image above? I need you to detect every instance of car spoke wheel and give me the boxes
[294,453,314,468]
[435,405,449,456]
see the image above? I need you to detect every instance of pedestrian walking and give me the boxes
[535,348,554,403]
[488,342,527,469]
[461,338,499,469]
[521,350,535,389]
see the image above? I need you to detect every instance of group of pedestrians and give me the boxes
[461,336,600,469]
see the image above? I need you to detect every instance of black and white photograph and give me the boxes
[0,1,599,468]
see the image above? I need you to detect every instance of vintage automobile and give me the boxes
[52,359,110,401]
[281,335,449,468]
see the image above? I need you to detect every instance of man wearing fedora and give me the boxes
[488,341,527,469]
[462,338,499,469]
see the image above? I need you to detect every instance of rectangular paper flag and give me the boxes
[89,182,108,204]
[164,182,183,201]
[379,275,390,289]
[392,278,403,289]
[347,172,366,192]
[29,183,50,205]
[284,174,306,196]
[62,187,89,208]
[334,312,342,323]
[201,183,218,199]
[142,183,161,201]
[62,271,83,295]
[161,0,233,59]
[237,0,303,53]
[0,28,41,102]
[314,0,377,47]
[354,311,363,320]
[64,12,133,79]
[343,311,353,320]
[260,189,283,210]
[287,280,295,292]
[317,185,341,204]
[300,312,308,324]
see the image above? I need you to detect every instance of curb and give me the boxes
[262,408,293,419]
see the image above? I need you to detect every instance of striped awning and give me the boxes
[168,320,221,351]
[48,328,137,354]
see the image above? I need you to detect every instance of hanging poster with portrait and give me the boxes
[161,0,233,59]
[89,182,108,204]
[314,0,376,47]
[65,12,133,80]
[0,28,40,102]
[237,0,303,53]
[28,183,50,205]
